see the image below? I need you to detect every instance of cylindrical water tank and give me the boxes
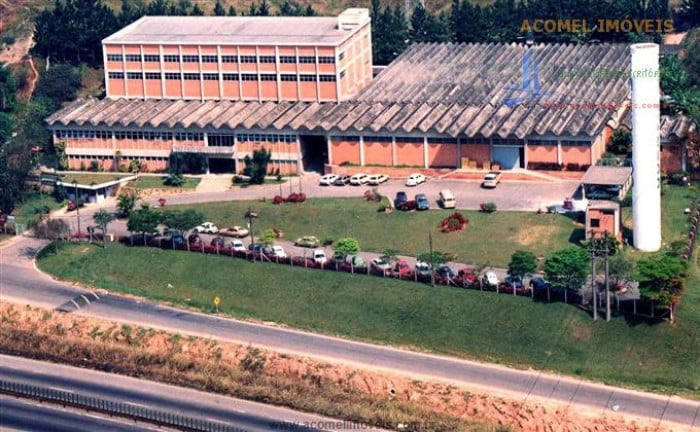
[630,43,661,252]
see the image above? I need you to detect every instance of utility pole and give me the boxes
[605,248,611,322]
[591,253,597,320]
[429,231,434,287]
[246,207,256,263]
[589,233,612,322]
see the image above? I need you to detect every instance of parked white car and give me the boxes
[370,258,391,274]
[264,245,287,258]
[367,174,389,185]
[193,222,219,234]
[230,239,246,252]
[482,271,499,287]
[313,249,328,264]
[319,174,338,186]
[349,173,369,185]
[405,173,426,186]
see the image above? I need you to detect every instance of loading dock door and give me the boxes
[492,147,521,169]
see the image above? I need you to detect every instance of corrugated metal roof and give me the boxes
[103,15,364,46]
[48,42,642,139]
[621,110,695,139]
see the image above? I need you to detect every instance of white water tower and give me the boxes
[630,43,661,252]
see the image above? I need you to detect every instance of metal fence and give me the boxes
[0,379,247,432]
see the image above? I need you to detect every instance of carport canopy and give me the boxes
[581,166,632,199]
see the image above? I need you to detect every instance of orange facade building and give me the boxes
[103,9,372,103]
[49,41,637,174]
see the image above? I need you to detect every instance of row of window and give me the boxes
[109,72,339,82]
[237,133,297,143]
[107,54,339,64]
[68,155,168,161]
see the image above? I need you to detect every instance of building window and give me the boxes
[107,54,123,62]
[201,55,218,63]
[241,74,257,81]
[428,137,458,144]
[165,73,180,80]
[318,56,335,64]
[364,136,392,143]
[561,140,590,146]
[145,72,161,80]
[223,73,239,81]
[590,218,600,228]
[299,74,315,82]
[240,55,257,63]
[281,74,297,81]
[396,137,424,143]
[209,134,235,146]
[330,135,360,142]
[259,55,275,63]
[163,55,179,62]
[203,73,218,80]
[183,73,199,80]
[125,54,141,62]
[339,52,345,61]
[221,55,237,63]
[182,55,199,63]
[319,75,336,82]
[108,72,125,79]
[126,72,141,80]
[298,56,315,64]
[279,56,296,63]
[260,74,276,81]
[143,54,160,62]
[528,139,558,146]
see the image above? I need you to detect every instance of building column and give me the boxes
[237,46,243,99]
[391,136,396,166]
[359,135,365,166]
[121,45,128,98]
[457,137,462,168]
[295,135,303,173]
[314,46,320,103]
[423,136,429,169]
[198,45,204,102]
[523,142,528,169]
[178,45,185,98]
[139,45,146,99]
[327,135,333,166]
[159,45,166,97]
[557,140,562,165]
[275,46,281,103]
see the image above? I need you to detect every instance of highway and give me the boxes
[1,235,699,430]
[0,395,162,432]
[0,355,385,432]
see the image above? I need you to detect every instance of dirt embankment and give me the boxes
[0,301,674,432]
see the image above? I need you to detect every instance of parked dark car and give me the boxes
[394,191,408,208]
[188,233,202,244]
[503,275,524,289]
[162,234,186,249]
[529,276,550,290]
[248,243,264,253]
[333,175,351,186]
[210,236,226,248]
[436,264,456,279]
[415,193,430,210]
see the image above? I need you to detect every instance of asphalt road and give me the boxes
[0,355,384,432]
[0,395,162,432]
[1,236,699,429]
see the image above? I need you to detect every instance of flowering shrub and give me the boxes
[439,212,469,233]
[273,195,285,205]
[286,193,307,203]
[480,202,497,213]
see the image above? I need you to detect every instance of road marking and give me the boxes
[89,291,100,300]
[48,387,74,393]
[69,299,81,309]
[80,295,90,304]
[125,401,149,408]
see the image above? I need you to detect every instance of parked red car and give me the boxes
[66,201,77,212]
[393,260,413,278]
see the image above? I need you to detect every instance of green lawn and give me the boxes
[37,242,700,397]
[10,193,65,225]
[168,198,579,268]
[127,176,200,190]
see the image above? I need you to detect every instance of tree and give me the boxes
[508,250,538,278]
[260,228,277,246]
[680,0,700,26]
[417,251,448,267]
[127,205,161,243]
[609,128,632,155]
[242,148,272,184]
[34,64,83,110]
[92,208,115,248]
[161,209,204,234]
[637,254,687,322]
[116,190,139,218]
[334,237,360,258]
[213,0,226,16]
[544,246,590,290]
[0,65,17,112]
[608,253,634,290]
[380,248,398,264]
[228,5,237,15]
[661,55,689,96]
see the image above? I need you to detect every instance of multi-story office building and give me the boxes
[102,8,372,102]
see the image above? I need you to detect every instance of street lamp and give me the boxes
[245,207,257,261]
[72,180,81,240]
[588,232,611,322]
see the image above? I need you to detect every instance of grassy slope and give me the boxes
[127,176,200,189]
[38,241,700,396]
[169,198,577,268]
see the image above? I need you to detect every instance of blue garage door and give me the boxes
[492,147,520,169]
